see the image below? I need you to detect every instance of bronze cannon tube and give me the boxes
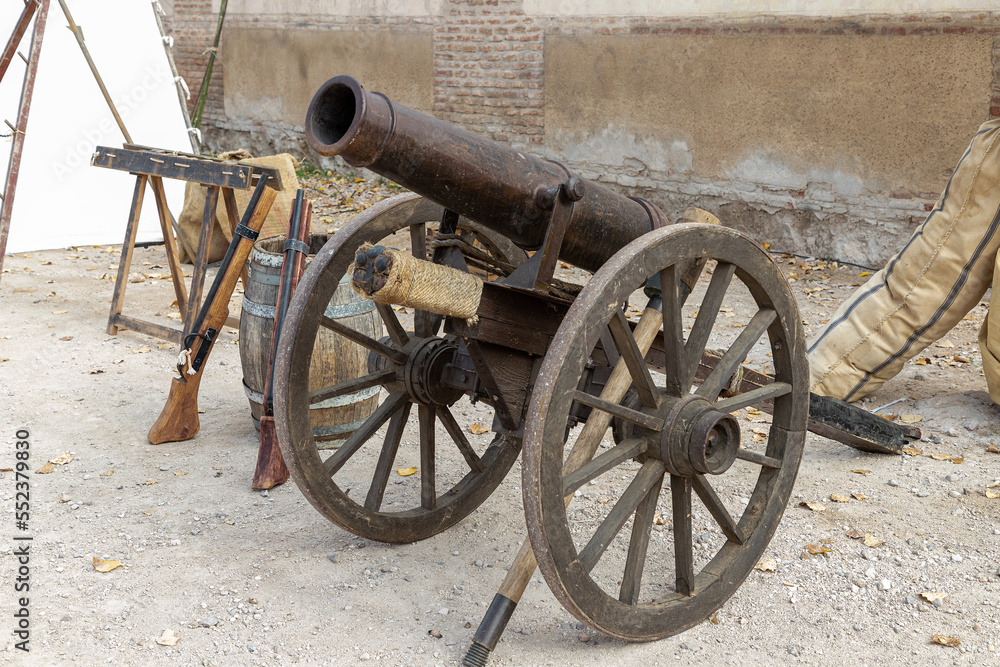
[304,75,664,273]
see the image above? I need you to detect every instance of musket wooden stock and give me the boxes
[148,183,277,445]
[253,194,311,489]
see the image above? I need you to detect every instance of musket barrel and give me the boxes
[305,75,663,273]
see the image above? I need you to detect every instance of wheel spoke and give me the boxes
[437,405,486,474]
[714,382,791,414]
[419,405,436,510]
[659,264,685,396]
[619,471,663,605]
[324,392,408,476]
[375,302,410,347]
[309,369,395,405]
[607,310,660,408]
[692,474,745,545]
[364,402,412,511]
[562,438,647,497]
[579,460,665,572]
[696,308,776,401]
[735,448,782,469]
[671,474,694,596]
[681,262,736,389]
[571,390,665,432]
[320,314,407,365]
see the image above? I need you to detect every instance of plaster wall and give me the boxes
[224,27,434,126]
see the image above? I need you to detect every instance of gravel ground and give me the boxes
[1,173,999,666]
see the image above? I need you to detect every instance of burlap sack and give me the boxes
[176,153,300,263]
[809,118,1000,402]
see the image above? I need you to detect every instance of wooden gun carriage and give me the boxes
[271,76,917,663]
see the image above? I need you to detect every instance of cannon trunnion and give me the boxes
[273,76,914,662]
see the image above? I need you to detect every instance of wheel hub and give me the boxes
[655,395,741,477]
[368,336,463,407]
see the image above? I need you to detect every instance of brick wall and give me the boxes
[433,0,544,144]
[165,0,226,132]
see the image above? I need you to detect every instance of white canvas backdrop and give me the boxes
[1,0,190,253]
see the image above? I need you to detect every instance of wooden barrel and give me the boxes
[239,234,382,447]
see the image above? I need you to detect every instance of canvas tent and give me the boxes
[1,0,190,254]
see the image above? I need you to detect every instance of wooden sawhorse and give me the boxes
[91,144,283,344]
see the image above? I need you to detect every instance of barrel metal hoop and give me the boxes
[243,380,379,408]
[248,266,282,285]
[324,299,376,318]
[241,298,275,319]
[313,419,370,437]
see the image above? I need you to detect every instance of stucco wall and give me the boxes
[543,30,994,263]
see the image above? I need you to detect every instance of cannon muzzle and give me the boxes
[305,75,665,273]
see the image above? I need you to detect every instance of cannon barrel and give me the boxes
[305,75,665,273]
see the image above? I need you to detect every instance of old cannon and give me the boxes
[273,76,917,662]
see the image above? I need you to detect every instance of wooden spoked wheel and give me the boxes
[522,223,808,641]
[274,193,525,543]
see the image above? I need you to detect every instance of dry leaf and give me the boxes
[954,355,970,363]
[899,414,923,424]
[930,453,950,461]
[830,494,850,503]
[131,346,152,354]
[862,533,883,547]
[806,544,832,555]
[858,271,870,277]
[51,310,68,315]
[468,423,489,435]
[901,447,923,456]
[914,358,930,365]
[145,479,158,485]
[652,513,668,525]
[60,336,73,341]
[919,591,948,603]
[35,462,54,474]
[931,634,960,648]
[949,456,964,464]
[985,444,1000,454]
[49,452,73,465]
[936,341,955,348]
[156,342,173,350]
[225,520,234,525]
[90,368,104,374]
[144,510,155,515]
[799,502,826,512]
[985,489,1000,499]
[851,493,868,500]
[845,529,864,539]
[174,471,189,476]
[754,557,777,572]
[93,557,122,573]
[708,611,720,625]
[100,470,114,476]
[850,469,871,475]
[156,629,179,646]
[397,467,418,477]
